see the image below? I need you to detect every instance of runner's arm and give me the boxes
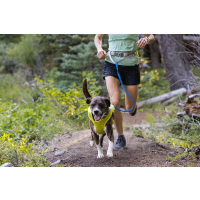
[94,34,107,59]
[137,34,155,48]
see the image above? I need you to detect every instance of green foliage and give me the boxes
[0,70,101,166]
[134,104,200,151]
[1,34,74,79]
[146,113,156,127]
[191,66,200,91]
[0,42,15,73]
[35,71,101,129]
[0,34,22,43]
[36,34,77,69]
[0,72,38,103]
[138,69,170,101]
[0,100,64,142]
[0,133,49,167]
[54,34,107,93]
[0,71,100,139]
[7,35,39,68]
[0,34,108,95]
[132,128,145,138]
[166,152,196,164]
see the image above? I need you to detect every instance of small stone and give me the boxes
[169,152,175,157]
[50,160,61,167]
[53,147,58,152]
[0,162,14,167]
[55,151,65,157]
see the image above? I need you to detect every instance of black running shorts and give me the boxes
[103,61,140,85]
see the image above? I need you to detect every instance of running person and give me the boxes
[94,34,155,150]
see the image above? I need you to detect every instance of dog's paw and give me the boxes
[97,153,104,158]
[107,151,113,158]
[90,140,94,147]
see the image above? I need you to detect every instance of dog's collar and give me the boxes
[88,105,115,135]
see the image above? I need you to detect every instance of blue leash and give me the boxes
[114,62,135,112]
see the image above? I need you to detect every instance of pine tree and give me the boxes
[54,34,108,92]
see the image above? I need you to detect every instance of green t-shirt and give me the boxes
[105,34,140,66]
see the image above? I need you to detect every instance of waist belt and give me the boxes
[108,50,138,64]
[110,51,136,57]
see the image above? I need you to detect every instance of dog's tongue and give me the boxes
[94,115,101,121]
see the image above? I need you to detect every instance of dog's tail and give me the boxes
[82,79,92,98]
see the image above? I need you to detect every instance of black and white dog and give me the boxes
[82,79,114,158]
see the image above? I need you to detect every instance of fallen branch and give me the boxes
[161,96,178,106]
[137,88,187,109]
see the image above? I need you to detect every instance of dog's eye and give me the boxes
[99,103,104,108]
[91,104,95,108]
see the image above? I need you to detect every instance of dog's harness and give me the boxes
[88,105,115,135]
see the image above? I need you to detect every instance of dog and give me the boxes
[82,79,114,158]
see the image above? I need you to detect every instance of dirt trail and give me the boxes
[45,111,199,167]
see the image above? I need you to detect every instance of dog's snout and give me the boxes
[94,110,99,115]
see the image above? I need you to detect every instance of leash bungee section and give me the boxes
[108,50,138,113]
[114,61,135,112]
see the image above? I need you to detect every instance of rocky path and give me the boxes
[45,111,200,167]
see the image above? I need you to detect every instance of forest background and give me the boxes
[0,34,200,167]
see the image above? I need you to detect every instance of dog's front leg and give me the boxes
[100,134,106,150]
[93,132,104,158]
[105,123,114,158]
[89,121,95,147]
[90,131,94,147]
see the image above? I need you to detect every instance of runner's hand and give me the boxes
[136,38,148,48]
[97,49,107,59]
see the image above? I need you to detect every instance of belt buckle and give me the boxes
[124,52,129,57]
[118,52,123,57]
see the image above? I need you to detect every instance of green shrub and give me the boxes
[0,133,49,167]
[0,72,38,103]
[138,69,170,101]
[136,104,200,150]
[35,71,101,130]
[0,71,101,166]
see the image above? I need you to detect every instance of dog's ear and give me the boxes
[86,97,92,104]
[103,97,110,107]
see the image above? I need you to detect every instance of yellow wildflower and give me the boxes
[11,143,16,148]
[8,138,13,143]
[2,133,8,142]
[19,145,26,152]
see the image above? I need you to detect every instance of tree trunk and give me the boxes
[157,34,194,91]
[149,36,162,69]
[142,35,162,69]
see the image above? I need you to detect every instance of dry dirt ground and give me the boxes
[45,111,200,167]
